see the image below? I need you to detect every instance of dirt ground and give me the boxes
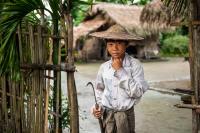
[62,57,192,133]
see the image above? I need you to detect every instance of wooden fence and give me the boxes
[0,25,72,133]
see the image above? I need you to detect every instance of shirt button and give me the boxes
[114,84,118,87]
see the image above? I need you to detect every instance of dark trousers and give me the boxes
[103,107,135,133]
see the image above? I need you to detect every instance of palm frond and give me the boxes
[0,0,45,77]
[48,0,60,19]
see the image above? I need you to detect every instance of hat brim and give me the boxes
[90,32,143,41]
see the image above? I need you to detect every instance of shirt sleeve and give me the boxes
[95,64,105,106]
[118,62,149,99]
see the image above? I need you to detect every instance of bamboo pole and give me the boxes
[8,78,14,132]
[18,26,25,132]
[56,37,62,133]
[44,37,53,133]
[13,82,17,132]
[35,25,40,133]
[29,25,36,133]
[1,76,8,132]
[64,2,79,132]
[38,25,45,133]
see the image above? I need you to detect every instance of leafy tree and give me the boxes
[161,35,189,56]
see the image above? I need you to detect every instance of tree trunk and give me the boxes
[190,0,200,132]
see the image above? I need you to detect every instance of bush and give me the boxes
[161,35,189,56]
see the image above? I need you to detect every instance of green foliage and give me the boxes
[159,25,189,57]
[72,4,90,26]
[137,0,151,5]
[61,98,70,128]
[0,0,45,78]
[176,25,189,36]
[161,35,189,56]
[48,86,70,129]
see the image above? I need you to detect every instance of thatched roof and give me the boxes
[88,3,144,34]
[140,0,185,29]
[73,16,106,47]
[140,0,171,31]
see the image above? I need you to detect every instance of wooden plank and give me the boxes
[175,104,200,109]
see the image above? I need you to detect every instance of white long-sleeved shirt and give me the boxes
[95,53,149,111]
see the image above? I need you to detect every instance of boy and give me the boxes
[90,25,148,133]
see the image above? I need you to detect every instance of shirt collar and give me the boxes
[108,53,131,69]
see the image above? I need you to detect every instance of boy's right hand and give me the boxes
[91,105,102,119]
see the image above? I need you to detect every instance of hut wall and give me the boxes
[143,35,160,59]
[132,34,160,59]
[82,38,106,60]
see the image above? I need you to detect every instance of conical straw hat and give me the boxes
[90,24,143,41]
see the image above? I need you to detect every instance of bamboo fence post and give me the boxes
[12,82,17,132]
[44,39,53,133]
[18,26,25,132]
[1,76,8,132]
[29,25,36,133]
[35,25,39,133]
[36,25,44,133]
[56,36,62,133]
[8,78,14,132]
[64,2,79,132]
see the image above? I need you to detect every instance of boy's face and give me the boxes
[106,40,127,59]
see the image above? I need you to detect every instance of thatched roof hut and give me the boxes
[74,2,161,61]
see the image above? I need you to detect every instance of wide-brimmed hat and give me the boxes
[89,24,143,41]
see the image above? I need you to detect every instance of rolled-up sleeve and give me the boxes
[119,63,148,99]
[95,64,105,105]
